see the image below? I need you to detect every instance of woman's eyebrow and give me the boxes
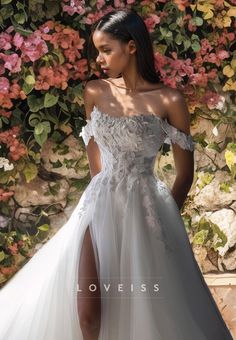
[97,44,110,48]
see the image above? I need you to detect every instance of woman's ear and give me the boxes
[128,40,137,54]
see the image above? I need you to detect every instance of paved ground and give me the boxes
[204,274,236,339]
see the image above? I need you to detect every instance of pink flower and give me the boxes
[96,0,106,10]
[12,32,24,49]
[20,32,48,62]
[0,64,4,76]
[0,77,10,93]
[173,0,190,11]
[0,189,14,202]
[62,0,86,15]
[114,0,123,7]
[200,39,213,55]
[201,91,225,110]
[218,31,235,45]
[203,53,218,64]
[0,266,18,277]
[193,53,203,68]
[0,53,22,73]
[0,125,27,161]
[0,32,12,50]
[0,109,12,118]
[39,20,55,34]
[84,11,105,25]
[154,52,168,70]
[35,65,69,90]
[8,243,18,255]
[189,70,208,87]
[10,81,26,100]
[215,0,224,9]
[144,14,160,32]
[217,50,229,60]
[70,59,88,80]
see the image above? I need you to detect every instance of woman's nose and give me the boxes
[96,54,103,64]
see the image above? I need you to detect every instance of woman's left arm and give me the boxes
[165,88,195,211]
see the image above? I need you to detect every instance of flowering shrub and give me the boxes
[0,0,235,283]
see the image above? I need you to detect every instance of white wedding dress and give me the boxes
[0,105,233,340]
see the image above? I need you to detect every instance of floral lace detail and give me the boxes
[76,173,103,220]
[139,176,174,252]
[79,119,93,146]
[156,179,172,199]
[161,119,195,151]
[79,105,195,152]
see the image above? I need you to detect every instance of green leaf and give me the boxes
[219,182,231,193]
[46,183,60,196]
[23,163,38,183]
[58,101,69,112]
[0,4,14,18]
[34,131,47,146]
[1,0,12,5]
[28,95,44,112]
[34,121,51,146]
[190,17,203,27]
[198,173,214,190]
[192,41,201,52]
[16,1,25,10]
[38,224,49,232]
[195,17,203,26]
[207,142,221,152]
[193,230,209,245]
[34,122,45,135]
[25,75,35,85]
[35,121,51,135]
[22,82,34,95]
[194,132,208,148]
[175,33,183,45]
[29,113,40,127]
[169,23,177,30]
[183,39,191,49]
[0,233,5,246]
[52,49,65,65]
[44,93,59,108]
[160,27,173,39]
[231,59,236,71]
[0,251,5,263]
[50,160,63,168]
[14,12,25,24]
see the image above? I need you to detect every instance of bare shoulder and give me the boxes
[160,86,191,134]
[83,79,105,119]
[159,86,186,107]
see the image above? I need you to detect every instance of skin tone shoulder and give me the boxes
[83,30,194,210]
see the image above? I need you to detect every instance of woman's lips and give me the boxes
[101,68,109,73]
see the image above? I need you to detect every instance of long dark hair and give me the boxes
[87,8,160,83]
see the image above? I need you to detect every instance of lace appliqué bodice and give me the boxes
[78,106,195,251]
[80,105,195,155]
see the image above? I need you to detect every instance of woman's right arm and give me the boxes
[83,80,102,178]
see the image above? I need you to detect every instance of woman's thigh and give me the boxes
[77,226,101,322]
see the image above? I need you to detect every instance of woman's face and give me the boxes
[92,30,135,78]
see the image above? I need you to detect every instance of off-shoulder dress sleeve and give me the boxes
[161,119,195,151]
[79,119,93,146]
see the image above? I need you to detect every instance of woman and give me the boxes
[0,8,233,340]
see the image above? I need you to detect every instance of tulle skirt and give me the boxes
[0,172,233,340]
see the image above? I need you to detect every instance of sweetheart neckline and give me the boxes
[91,105,167,122]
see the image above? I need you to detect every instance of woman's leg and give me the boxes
[77,227,101,340]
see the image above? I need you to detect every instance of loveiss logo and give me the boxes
[77,277,165,299]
